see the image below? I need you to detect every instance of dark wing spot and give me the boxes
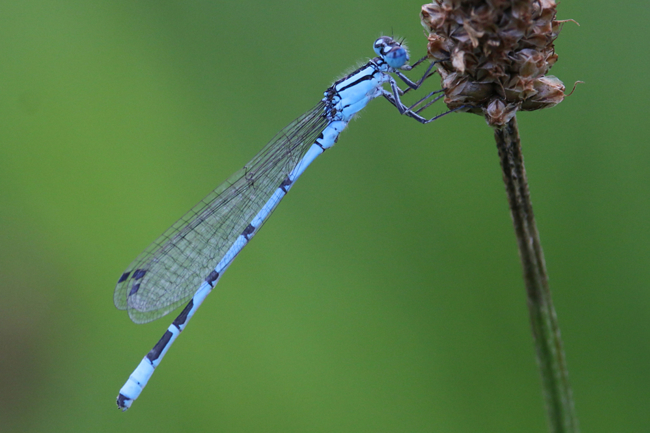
[132,269,147,280]
[118,272,131,283]
[129,283,140,296]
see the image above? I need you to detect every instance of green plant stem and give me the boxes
[493,116,579,433]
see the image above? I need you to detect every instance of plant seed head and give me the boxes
[421,0,569,126]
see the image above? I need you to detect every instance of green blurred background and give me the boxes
[1,1,648,432]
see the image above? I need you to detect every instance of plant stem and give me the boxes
[493,116,579,433]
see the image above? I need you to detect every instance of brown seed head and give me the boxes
[421,0,567,126]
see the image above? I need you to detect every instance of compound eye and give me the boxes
[384,46,409,68]
[373,36,392,56]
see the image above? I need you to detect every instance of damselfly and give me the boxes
[115,36,452,411]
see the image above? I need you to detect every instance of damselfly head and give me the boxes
[373,36,409,69]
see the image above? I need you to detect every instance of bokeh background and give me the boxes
[1,1,648,432]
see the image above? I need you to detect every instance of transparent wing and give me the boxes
[114,101,329,324]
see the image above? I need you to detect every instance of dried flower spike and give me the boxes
[421,0,568,126]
